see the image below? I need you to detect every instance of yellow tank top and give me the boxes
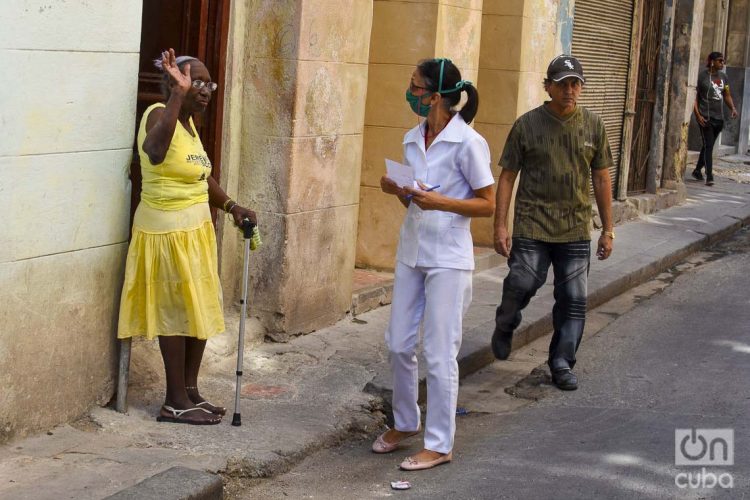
[137,103,212,210]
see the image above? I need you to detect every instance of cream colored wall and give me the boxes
[472,0,562,244]
[726,0,749,64]
[357,0,485,270]
[700,0,720,57]
[0,0,141,441]
[221,0,373,338]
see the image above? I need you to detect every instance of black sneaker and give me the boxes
[551,368,578,391]
[691,169,704,181]
[706,178,714,186]
[491,327,513,360]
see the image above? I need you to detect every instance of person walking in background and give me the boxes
[373,58,495,470]
[692,51,738,186]
[118,49,256,425]
[491,55,614,391]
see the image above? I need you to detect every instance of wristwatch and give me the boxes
[602,230,615,240]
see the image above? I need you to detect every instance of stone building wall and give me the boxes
[0,0,142,441]
[472,0,566,243]
[356,0,485,270]
[219,0,373,337]
[663,0,707,183]
[723,0,749,147]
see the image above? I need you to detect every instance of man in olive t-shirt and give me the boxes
[490,55,615,391]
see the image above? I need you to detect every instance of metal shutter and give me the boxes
[572,0,635,196]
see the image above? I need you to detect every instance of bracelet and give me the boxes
[601,230,615,240]
[226,202,237,214]
[223,199,235,212]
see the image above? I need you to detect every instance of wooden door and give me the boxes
[627,0,663,194]
[130,0,231,221]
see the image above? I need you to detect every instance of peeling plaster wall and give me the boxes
[227,0,373,337]
[558,0,575,54]
[722,0,749,147]
[0,1,142,441]
[663,0,706,183]
[648,0,677,190]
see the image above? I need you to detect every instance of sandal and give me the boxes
[186,386,227,416]
[195,400,227,416]
[156,405,221,425]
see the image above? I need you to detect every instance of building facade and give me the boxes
[0,1,142,441]
[2,0,748,440]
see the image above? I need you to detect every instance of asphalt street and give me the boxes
[235,228,750,500]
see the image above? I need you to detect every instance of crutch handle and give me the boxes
[241,218,256,239]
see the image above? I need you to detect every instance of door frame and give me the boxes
[130,0,232,223]
[617,0,645,200]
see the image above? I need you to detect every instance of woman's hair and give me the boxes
[416,58,479,124]
[706,51,724,68]
[153,55,199,99]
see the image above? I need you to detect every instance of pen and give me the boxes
[405,184,440,200]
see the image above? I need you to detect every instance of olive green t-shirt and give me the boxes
[500,104,613,243]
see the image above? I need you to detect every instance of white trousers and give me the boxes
[385,261,473,454]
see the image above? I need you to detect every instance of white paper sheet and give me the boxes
[385,159,415,189]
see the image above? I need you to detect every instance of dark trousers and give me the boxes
[696,118,724,181]
[494,238,590,371]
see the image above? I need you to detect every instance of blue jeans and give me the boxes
[494,238,590,371]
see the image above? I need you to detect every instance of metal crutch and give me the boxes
[232,218,256,426]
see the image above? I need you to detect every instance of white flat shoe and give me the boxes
[371,427,420,454]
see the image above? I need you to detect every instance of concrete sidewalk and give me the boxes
[1,156,749,500]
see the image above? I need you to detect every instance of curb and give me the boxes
[105,466,223,500]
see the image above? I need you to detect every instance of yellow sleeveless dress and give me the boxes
[117,103,224,340]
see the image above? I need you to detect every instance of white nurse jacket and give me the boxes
[395,114,495,271]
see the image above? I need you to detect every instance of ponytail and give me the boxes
[416,58,481,124]
[459,82,479,124]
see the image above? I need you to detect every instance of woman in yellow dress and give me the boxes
[118,49,255,425]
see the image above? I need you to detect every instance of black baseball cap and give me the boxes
[547,55,585,83]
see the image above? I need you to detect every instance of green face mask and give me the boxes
[405,88,432,117]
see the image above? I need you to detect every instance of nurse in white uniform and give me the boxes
[371,58,495,471]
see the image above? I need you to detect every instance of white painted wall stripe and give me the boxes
[0,149,132,263]
[0,50,140,157]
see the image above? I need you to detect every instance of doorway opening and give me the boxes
[130,0,231,223]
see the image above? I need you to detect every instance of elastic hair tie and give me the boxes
[440,80,472,94]
[432,58,471,94]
